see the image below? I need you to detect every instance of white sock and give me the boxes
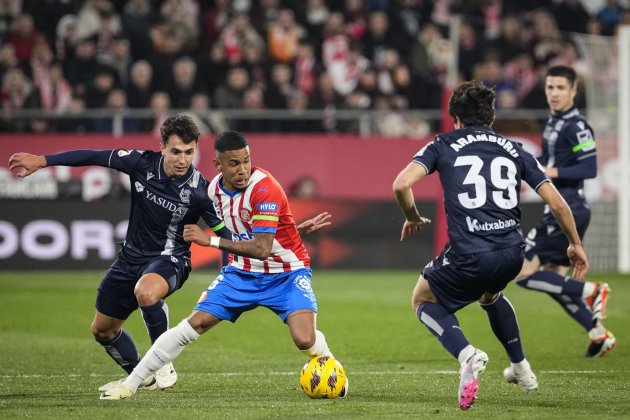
[511,358,531,373]
[457,344,476,366]
[581,282,596,299]
[124,319,199,391]
[301,330,333,358]
[588,325,606,340]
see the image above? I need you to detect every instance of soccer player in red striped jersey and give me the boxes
[100,130,346,400]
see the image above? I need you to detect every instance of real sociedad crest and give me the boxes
[179,188,191,204]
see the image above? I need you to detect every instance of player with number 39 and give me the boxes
[393,80,589,410]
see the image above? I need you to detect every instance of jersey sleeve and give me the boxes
[521,149,550,191]
[563,121,596,161]
[45,149,143,174]
[412,138,439,174]
[249,179,282,235]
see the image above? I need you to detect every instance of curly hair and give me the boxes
[448,80,496,126]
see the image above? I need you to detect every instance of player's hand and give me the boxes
[568,243,589,280]
[296,212,332,236]
[8,153,46,178]
[183,224,210,246]
[400,217,431,241]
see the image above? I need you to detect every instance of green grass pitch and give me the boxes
[0,270,628,418]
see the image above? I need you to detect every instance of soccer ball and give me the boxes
[299,356,347,399]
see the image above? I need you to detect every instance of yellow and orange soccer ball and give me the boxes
[299,356,348,399]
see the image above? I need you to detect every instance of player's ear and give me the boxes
[213,158,221,171]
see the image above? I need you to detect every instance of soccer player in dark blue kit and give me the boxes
[9,114,228,391]
[393,81,590,410]
[8,114,331,391]
[513,65,615,358]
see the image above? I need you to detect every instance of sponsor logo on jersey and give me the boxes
[232,231,254,241]
[171,256,178,263]
[147,171,155,180]
[179,188,191,204]
[465,216,517,233]
[144,190,185,214]
[134,181,144,192]
[117,149,131,157]
[257,202,278,212]
[240,208,252,222]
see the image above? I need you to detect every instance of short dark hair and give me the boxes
[546,65,577,86]
[160,113,200,145]
[448,80,495,126]
[214,130,249,153]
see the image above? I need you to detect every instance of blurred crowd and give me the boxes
[0,0,628,135]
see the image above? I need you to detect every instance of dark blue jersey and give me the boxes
[413,126,549,255]
[539,106,596,206]
[46,149,227,261]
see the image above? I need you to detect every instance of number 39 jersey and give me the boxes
[413,126,549,255]
[207,166,310,273]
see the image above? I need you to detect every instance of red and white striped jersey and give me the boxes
[207,166,310,273]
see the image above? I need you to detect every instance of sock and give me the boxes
[481,293,525,363]
[124,319,199,391]
[141,299,169,343]
[588,325,607,340]
[457,344,476,366]
[517,271,584,296]
[511,358,532,373]
[548,293,594,331]
[416,302,469,359]
[301,330,333,358]
[97,329,140,374]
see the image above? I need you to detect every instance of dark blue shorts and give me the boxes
[96,249,191,320]
[524,209,590,266]
[422,244,524,313]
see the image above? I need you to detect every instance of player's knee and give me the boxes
[91,323,118,342]
[134,288,162,307]
[292,331,316,350]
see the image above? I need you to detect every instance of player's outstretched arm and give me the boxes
[296,212,332,236]
[8,153,46,178]
[536,182,589,279]
[184,224,274,260]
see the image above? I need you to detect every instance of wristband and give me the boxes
[210,236,221,248]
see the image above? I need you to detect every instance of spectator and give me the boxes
[167,56,205,109]
[213,66,250,109]
[64,38,99,97]
[121,0,155,60]
[6,13,48,66]
[1,67,40,132]
[126,60,154,109]
[54,14,78,62]
[92,88,140,135]
[38,62,73,113]
[597,0,625,35]
[85,68,115,109]
[268,8,302,63]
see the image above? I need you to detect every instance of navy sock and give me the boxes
[97,329,140,374]
[416,302,469,359]
[481,293,525,363]
[548,294,594,331]
[517,271,592,331]
[516,270,584,296]
[141,299,169,343]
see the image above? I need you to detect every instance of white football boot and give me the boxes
[155,362,178,389]
[100,383,135,400]
[458,349,489,410]
[503,363,538,391]
[99,375,155,392]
